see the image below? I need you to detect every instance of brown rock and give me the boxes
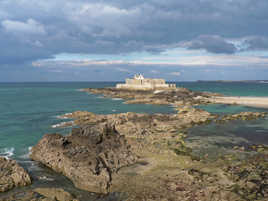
[34,188,78,201]
[0,188,79,201]
[0,157,31,193]
[177,106,214,124]
[217,111,266,123]
[30,123,137,194]
[83,87,217,106]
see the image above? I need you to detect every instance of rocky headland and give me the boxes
[85,87,268,109]
[83,87,220,106]
[30,107,267,200]
[30,123,137,194]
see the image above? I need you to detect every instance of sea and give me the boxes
[0,81,268,198]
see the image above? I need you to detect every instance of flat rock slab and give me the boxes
[0,157,31,193]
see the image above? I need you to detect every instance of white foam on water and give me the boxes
[0,147,15,159]
[55,113,73,119]
[76,89,84,92]
[38,176,54,181]
[52,121,74,128]
[19,146,33,159]
[112,98,122,101]
[26,161,43,171]
[112,109,117,112]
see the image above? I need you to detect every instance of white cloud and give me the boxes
[64,3,140,37]
[48,69,62,73]
[2,18,46,35]
[0,10,10,19]
[151,70,159,74]
[79,4,131,16]
[116,67,132,72]
[177,55,268,66]
[169,72,181,76]
[33,52,268,68]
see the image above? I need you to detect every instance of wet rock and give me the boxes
[0,157,31,193]
[216,112,266,123]
[0,188,79,201]
[30,123,137,194]
[177,106,215,124]
[34,188,78,201]
[223,155,268,200]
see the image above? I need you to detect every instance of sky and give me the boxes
[1,0,268,81]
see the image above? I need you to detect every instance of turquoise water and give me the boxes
[197,104,267,114]
[0,82,174,159]
[0,81,268,160]
[187,116,268,161]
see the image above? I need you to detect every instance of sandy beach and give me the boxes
[210,96,268,108]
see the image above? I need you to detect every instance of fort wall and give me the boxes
[116,75,176,90]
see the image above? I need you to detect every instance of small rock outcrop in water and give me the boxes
[0,157,31,192]
[177,106,214,124]
[0,188,79,201]
[34,188,79,201]
[216,112,267,123]
[30,123,137,194]
[83,87,219,106]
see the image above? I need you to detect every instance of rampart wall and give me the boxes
[116,78,176,90]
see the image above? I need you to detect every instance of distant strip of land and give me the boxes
[209,96,268,108]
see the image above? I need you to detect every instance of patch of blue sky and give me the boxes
[51,51,152,62]
[50,47,208,63]
[236,50,268,57]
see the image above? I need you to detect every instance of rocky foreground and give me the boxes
[0,188,79,201]
[0,158,82,201]
[29,108,268,201]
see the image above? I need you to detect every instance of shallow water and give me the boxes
[187,117,268,160]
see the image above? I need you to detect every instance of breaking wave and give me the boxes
[52,121,74,128]
[0,147,15,159]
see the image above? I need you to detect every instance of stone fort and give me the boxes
[116,74,176,90]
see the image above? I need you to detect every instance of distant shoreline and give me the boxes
[1,80,268,83]
[209,96,268,108]
[197,80,268,83]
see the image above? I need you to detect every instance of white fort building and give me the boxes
[116,74,176,90]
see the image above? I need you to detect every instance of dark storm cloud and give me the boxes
[180,35,237,54]
[244,36,268,50]
[0,0,268,65]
